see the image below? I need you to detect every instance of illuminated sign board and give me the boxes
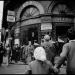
[41,23,52,30]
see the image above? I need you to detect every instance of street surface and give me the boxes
[0,61,66,74]
[0,61,27,74]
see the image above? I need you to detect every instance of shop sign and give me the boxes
[7,16,15,22]
[52,17,73,23]
[41,23,52,30]
[7,10,15,22]
[8,10,15,16]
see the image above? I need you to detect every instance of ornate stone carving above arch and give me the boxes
[51,2,73,14]
[16,1,45,21]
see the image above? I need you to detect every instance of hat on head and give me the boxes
[34,47,46,61]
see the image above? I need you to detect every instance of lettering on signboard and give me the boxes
[52,17,73,23]
[7,10,15,22]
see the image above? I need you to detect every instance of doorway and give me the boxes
[56,26,71,36]
[20,24,41,45]
[28,27,38,44]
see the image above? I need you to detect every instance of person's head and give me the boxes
[44,35,50,42]
[34,47,47,61]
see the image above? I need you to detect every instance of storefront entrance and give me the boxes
[56,26,71,36]
[52,22,73,41]
[28,26,38,44]
[20,24,41,45]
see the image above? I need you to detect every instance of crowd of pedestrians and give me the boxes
[0,30,75,74]
[0,34,65,74]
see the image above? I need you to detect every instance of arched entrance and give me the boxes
[16,1,44,21]
[16,1,44,45]
[51,3,74,41]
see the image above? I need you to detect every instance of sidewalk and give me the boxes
[0,61,66,74]
[0,61,27,74]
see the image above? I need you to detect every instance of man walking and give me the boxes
[54,31,75,74]
[41,35,56,63]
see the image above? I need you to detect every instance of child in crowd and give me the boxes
[25,47,58,74]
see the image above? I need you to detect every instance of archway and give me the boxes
[16,1,44,45]
[51,3,74,41]
[16,1,44,21]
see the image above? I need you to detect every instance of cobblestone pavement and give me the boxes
[0,61,66,74]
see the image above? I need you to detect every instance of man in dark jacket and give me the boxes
[41,35,56,64]
[54,31,75,74]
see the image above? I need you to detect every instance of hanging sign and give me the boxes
[41,23,52,30]
[7,10,15,22]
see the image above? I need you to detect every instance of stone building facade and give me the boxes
[6,0,74,45]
